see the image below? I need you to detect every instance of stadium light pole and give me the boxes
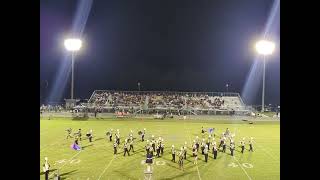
[64,38,82,100]
[255,39,275,112]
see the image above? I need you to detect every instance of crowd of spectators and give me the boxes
[148,93,184,108]
[110,92,145,107]
[89,91,110,105]
[40,104,64,112]
[207,97,225,108]
[185,94,207,109]
[89,91,239,110]
[90,91,145,107]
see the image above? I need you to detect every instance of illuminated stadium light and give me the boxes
[255,39,275,112]
[255,40,275,55]
[64,38,82,51]
[64,38,82,101]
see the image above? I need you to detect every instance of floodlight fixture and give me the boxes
[255,40,275,56]
[64,38,82,51]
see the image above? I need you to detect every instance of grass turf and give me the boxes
[40,117,279,180]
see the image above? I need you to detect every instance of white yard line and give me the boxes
[183,119,202,180]
[252,141,279,162]
[233,156,252,180]
[235,127,279,162]
[232,127,279,180]
[97,156,116,180]
[40,137,65,152]
[195,165,202,180]
[49,150,82,178]
[60,150,82,169]
[232,128,255,180]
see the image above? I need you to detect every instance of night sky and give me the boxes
[40,0,279,105]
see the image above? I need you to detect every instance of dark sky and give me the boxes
[40,0,279,105]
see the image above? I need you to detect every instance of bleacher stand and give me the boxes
[88,90,248,115]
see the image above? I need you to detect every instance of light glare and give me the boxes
[255,40,275,55]
[64,38,82,51]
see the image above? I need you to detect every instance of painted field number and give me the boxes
[70,159,81,164]
[241,163,253,168]
[54,159,81,165]
[228,162,238,168]
[228,162,253,168]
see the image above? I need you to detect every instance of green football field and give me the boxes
[40,117,280,180]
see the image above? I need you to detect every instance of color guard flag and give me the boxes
[208,128,215,134]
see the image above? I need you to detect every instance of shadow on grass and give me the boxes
[40,169,57,175]
[82,144,93,149]
[163,155,193,163]
[112,169,136,180]
[58,169,78,179]
[94,137,104,142]
[60,169,78,177]
[161,170,194,180]
[164,161,181,170]
[119,148,145,156]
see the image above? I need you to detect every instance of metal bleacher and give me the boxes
[87,90,249,115]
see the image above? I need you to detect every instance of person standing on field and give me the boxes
[178,147,184,171]
[145,140,150,154]
[77,129,82,141]
[192,141,197,157]
[42,157,50,180]
[213,145,218,159]
[240,140,245,154]
[160,141,164,156]
[201,139,206,155]
[230,143,235,156]
[249,137,254,152]
[204,145,209,162]
[109,129,113,142]
[183,142,187,160]
[113,139,118,154]
[171,145,176,162]
[129,139,134,153]
[194,148,198,164]
[141,128,146,142]
[66,128,72,139]
[222,140,226,153]
[123,139,130,156]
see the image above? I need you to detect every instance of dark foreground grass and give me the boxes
[40,117,279,180]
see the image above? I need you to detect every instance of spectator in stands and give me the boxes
[88,91,242,113]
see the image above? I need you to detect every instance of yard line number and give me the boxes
[228,162,253,168]
[54,159,81,165]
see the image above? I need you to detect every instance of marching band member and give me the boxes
[230,143,235,156]
[194,148,198,164]
[249,137,254,152]
[43,157,50,180]
[113,139,118,154]
[123,139,130,156]
[204,145,209,162]
[66,128,72,139]
[171,145,176,162]
[178,147,184,171]
[129,138,134,152]
[201,139,206,154]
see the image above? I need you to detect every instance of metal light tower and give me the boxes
[64,38,82,100]
[255,39,275,112]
